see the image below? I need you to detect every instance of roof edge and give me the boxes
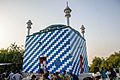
[27,24,85,40]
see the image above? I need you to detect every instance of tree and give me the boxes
[89,51,120,72]
[0,43,23,72]
[89,57,102,72]
[106,51,120,68]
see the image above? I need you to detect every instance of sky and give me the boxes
[0,0,120,64]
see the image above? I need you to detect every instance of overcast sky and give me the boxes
[0,0,120,64]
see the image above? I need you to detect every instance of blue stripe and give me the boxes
[24,56,39,72]
[24,35,40,57]
[74,41,84,75]
[23,33,46,64]
[70,35,79,56]
[81,43,86,72]
[24,34,45,58]
[23,27,88,74]
[75,61,80,75]
[23,30,60,72]
[25,35,40,52]
[23,32,52,68]
[45,29,70,58]
[71,37,81,72]
[24,31,52,62]
[50,46,71,73]
[41,30,62,55]
[25,36,34,48]
[82,43,88,72]
[23,44,41,69]
[25,37,29,44]
[73,39,83,71]
[47,38,71,71]
[30,59,40,73]
[73,44,81,74]
[59,48,72,73]
[47,30,71,64]
[70,33,76,50]
[81,44,86,73]
[47,38,70,65]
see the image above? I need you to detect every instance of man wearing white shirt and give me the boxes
[12,71,23,80]
[7,71,14,80]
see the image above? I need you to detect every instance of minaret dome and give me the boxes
[80,25,85,38]
[26,20,32,36]
[64,1,72,26]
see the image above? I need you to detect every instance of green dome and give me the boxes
[40,24,67,33]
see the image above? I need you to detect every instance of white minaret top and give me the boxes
[80,25,85,38]
[64,1,72,26]
[26,20,32,36]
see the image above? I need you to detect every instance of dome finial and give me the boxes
[26,20,32,36]
[66,1,68,7]
[80,25,85,38]
[64,1,72,26]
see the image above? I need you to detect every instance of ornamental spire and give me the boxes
[64,1,72,26]
[80,25,85,38]
[26,20,32,36]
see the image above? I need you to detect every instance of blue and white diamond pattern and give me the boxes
[22,26,88,75]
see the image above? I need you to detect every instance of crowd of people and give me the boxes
[29,70,79,80]
[24,67,120,80]
[0,67,120,80]
[0,70,79,80]
[0,71,23,80]
[92,67,120,80]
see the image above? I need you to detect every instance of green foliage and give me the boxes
[0,43,23,72]
[106,51,120,68]
[89,51,120,72]
[89,57,102,72]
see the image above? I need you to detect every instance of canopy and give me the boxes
[0,63,12,66]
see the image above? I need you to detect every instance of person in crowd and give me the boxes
[95,72,101,80]
[92,66,101,80]
[31,75,36,80]
[72,74,79,80]
[51,73,57,80]
[43,72,50,80]
[46,71,51,80]
[1,73,7,80]
[39,69,44,80]
[12,71,23,80]
[68,73,73,80]
[106,68,111,80]
[60,70,68,80]
[109,68,117,80]
[116,69,120,80]
[101,67,107,80]
[7,71,14,80]
[55,72,61,80]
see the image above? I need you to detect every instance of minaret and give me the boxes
[26,20,32,36]
[80,25,85,38]
[64,1,72,26]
